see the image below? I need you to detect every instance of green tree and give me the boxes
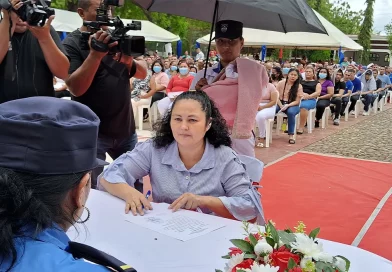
[270,49,292,61]
[357,0,375,64]
[308,50,331,62]
[307,0,363,34]
[384,21,392,53]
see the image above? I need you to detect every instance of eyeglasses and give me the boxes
[215,38,240,47]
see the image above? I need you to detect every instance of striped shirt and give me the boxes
[99,139,264,224]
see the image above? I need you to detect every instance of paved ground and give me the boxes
[303,108,392,162]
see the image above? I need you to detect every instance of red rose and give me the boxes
[276,245,290,252]
[232,259,254,272]
[229,247,243,256]
[288,266,302,272]
[270,251,300,272]
[245,233,262,242]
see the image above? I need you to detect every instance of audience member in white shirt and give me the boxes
[195,48,205,61]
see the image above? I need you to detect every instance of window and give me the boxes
[385,54,390,63]
[369,53,380,61]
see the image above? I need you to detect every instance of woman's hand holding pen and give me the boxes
[124,187,152,216]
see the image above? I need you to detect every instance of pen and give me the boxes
[145,190,151,199]
[142,190,151,209]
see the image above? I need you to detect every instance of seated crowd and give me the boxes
[136,51,391,147]
[254,58,391,145]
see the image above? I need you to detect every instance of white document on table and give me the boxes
[124,202,226,241]
[167,91,183,99]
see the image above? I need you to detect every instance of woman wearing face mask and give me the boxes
[275,69,303,144]
[190,66,198,77]
[157,60,195,116]
[132,60,169,124]
[169,61,178,79]
[139,60,169,102]
[282,66,291,78]
[315,68,334,128]
[270,67,283,87]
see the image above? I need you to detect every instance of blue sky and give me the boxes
[344,0,391,33]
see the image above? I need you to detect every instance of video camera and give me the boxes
[0,0,54,26]
[81,0,145,57]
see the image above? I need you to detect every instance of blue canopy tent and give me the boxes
[176,40,182,57]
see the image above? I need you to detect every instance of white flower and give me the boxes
[334,256,347,271]
[224,253,244,272]
[290,233,325,260]
[300,256,313,269]
[254,239,273,255]
[249,263,279,272]
[313,252,333,263]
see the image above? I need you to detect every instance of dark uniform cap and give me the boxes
[0,97,108,175]
[213,20,243,40]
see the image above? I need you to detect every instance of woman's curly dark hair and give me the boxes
[152,91,232,148]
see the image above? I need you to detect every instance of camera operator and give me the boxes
[63,0,147,189]
[0,0,70,103]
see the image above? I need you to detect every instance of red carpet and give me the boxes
[260,152,392,260]
[358,195,392,260]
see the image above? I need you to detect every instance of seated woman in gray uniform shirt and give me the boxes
[100,91,264,224]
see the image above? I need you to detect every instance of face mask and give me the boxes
[179,67,189,75]
[171,66,178,71]
[282,68,290,74]
[189,72,197,76]
[153,66,162,73]
[271,74,277,80]
[319,73,327,79]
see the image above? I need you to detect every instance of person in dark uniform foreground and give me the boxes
[0,97,136,272]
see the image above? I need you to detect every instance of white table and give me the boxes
[68,190,392,272]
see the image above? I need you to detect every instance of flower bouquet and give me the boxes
[216,221,350,272]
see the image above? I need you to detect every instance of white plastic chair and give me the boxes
[264,118,274,147]
[354,88,364,118]
[264,99,278,147]
[344,91,353,121]
[276,112,299,140]
[379,95,385,111]
[387,90,392,104]
[137,101,160,130]
[305,98,318,134]
[276,99,301,140]
[138,105,151,130]
[372,95,379,114]
[238,155,264,183]
[323,106,331,128]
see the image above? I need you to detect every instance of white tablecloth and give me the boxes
[67,190,392,272]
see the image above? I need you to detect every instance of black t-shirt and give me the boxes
[0,26,65,103]
[376,78,382,90]
[334,81,346,95]
[301,80,318,95]
[62,30,136,139]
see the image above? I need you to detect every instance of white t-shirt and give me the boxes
[195,51,205,61]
